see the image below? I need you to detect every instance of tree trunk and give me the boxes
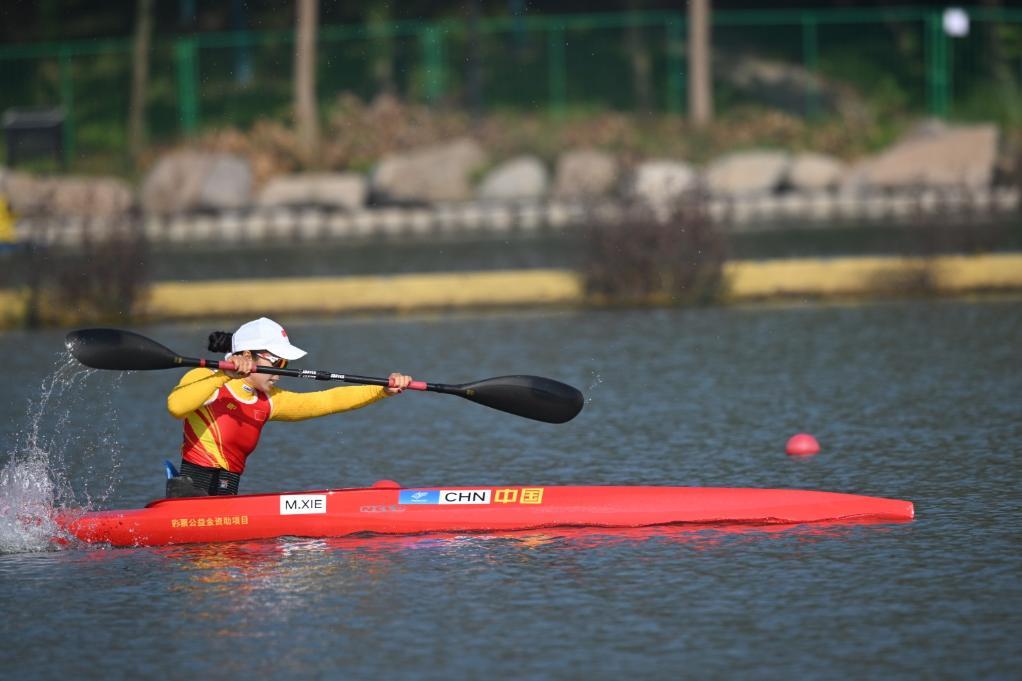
[295,0,320,166]
[688,0,713,127]
[626,2,653,115]
[128,0,154,165]
[367,2,395,95]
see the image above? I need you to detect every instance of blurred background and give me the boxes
[0,0,1020,326]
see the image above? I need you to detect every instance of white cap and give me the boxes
[230,317,307,360]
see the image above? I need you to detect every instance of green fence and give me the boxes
[1,6,1020,168]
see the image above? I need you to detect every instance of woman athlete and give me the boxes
[165,317,412,497]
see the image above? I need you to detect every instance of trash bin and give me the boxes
[3,107,66,169]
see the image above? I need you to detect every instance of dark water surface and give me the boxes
[1,300,1019,680]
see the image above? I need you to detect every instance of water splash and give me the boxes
[0,354,123,553]
[586,368,603,404]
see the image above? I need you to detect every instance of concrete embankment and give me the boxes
[1,253,1020,327]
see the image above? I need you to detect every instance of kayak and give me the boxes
[55,481,914,547]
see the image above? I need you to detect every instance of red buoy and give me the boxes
[786,433,820,456]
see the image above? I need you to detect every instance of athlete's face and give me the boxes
[246,352,282,392]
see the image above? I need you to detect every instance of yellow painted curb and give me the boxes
[1,254,1020,327]
[0,288,29,327]
[144,269,583,317]
[721,253,1022,301]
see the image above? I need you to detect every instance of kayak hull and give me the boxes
[56,484,914,547]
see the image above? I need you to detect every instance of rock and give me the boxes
[721,55,868,122]
[0,171,134,219]
[258,173,367,210]
[850,122,999,190]
[0,170,54,215]
[197,155,252,210]
[142,151,252,214]
[553,149,619,199]
[629,160,698,213]
[50,177,134,218]
[788,152,846,192]
[704,150,791,196]
[141,150,210,214]
[371,138,487,204]
[477,156,548,201]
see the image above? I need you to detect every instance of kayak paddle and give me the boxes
[65,328,584,424]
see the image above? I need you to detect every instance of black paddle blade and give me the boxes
[65,328,182,371]
[459,375,584,424]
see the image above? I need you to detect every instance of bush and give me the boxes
[580,194,728,306]
[21,218,149,327]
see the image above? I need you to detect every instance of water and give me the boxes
[0,299,1019,679]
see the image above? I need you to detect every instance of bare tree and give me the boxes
[128,0,154,164]
[295,0,320,166]
[688,0,713,126]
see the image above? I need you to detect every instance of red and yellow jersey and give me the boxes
[167,368,389,474]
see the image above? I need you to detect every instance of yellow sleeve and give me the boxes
[167,368,231,419]
[268,385,390,422]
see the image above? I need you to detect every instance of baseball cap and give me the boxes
[230,317,307,360]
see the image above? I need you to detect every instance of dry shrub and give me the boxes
[22,219,149,327]
[179,93,889,185]
[581,194,728,306]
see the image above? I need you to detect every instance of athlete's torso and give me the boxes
[181,381,271,473]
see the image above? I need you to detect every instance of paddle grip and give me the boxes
[212,361,426,391]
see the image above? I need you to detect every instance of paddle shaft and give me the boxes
[64,328,584,422]
[182,356,464,396]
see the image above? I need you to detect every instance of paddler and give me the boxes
[165,317,412,497]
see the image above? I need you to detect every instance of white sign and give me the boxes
[280,494,327,515]
[943,8,969,38]
[439,489,492,505]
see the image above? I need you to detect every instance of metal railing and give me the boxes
[1,6,1020,168]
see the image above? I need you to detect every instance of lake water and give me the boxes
[0,299,1019,679]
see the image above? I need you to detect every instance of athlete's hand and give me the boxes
[386,373,413,395]
[225,353,255,379]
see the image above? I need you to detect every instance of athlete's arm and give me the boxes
[167,368,230,419]
[268,385,390,421]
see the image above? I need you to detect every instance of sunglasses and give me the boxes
[255,352,288,369]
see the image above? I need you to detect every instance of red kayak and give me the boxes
[55,481,914,547]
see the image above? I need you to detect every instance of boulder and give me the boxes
[0,170,54,215]
[142,151,252,214]
[553,149,619,199]
[0,171,134,218]
[371,138,487,204]
[788,152,846,192]
[198,155,252,210]
[629,160,698,213]
[849,122,999,191]
[477,156,548,201]
[258,173,368,210]
[704,150,791,196]
[50,177,134,218]
[722,55,868,122]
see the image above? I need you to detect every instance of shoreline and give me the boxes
[1,253,1020,328]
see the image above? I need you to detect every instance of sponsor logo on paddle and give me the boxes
[280,494,327,515]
